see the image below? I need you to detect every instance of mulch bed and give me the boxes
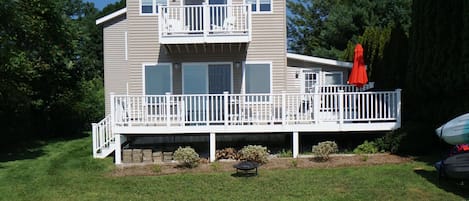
[110,153,412,177]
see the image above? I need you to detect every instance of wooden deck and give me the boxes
[92,87,401,162]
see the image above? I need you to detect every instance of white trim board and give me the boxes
[96,8,127,25]
[287,53,353,69]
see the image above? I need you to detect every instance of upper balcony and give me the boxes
[158,4,251,44]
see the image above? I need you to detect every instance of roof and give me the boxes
[287,53,353,68]
[96,8,127,25]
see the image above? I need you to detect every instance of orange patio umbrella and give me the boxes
[348,44,368,87]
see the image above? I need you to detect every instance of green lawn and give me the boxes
[0,135,467,201]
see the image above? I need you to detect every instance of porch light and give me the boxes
[295,71,300,79]
[235,61,241,68]
[174,63,180,69]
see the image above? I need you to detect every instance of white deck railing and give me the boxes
[159,4,251,39]
[110,89,401,127]
[318,82,374,93]
[91,114,113,158]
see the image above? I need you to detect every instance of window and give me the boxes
[245,63,271,101]
[141,0,167,15]
[259,0,271,11]
[303,70,319,93]
[323,72,343,85]
[141,0,153,14]
[144,64,172,95]
[246,0,271,12]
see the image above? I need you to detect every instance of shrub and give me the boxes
[353,140,379,154]
[239,145,269,164]
[312,141,338,161]
[173,146,200,168]
[277,149,293,158]
[374,130,406,153]
[152,164,162,173]
[290,159,298,168]
[210,162,221,172]
[215,147,239,160]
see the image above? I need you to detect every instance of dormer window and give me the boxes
[141,0,168,15]
[246,0,271,13]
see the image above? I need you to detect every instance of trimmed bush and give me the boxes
[173,146,200,168]
[353,140,379,154]
[374,130,406,153]
[239,145,269,164]
[312,141,338,161]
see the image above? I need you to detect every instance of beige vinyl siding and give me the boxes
[285,66,301,93]
[235,0,287,93]
[127,0,171,95]
[125,0,286,95]
[103,15,128,114]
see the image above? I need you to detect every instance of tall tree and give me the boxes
[0,0,109,147]
[402,0,469,152]
[287,0,411,60]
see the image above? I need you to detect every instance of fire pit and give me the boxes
[233,161,259,175]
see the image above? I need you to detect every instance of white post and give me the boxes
[338,90,344,129]
[313,89,320,123]
[203,3,209,39]
[293,131,299,158]
[396,89,402,128]
[110,92,116,126]
[92,123,97,158]
[224,92,229,126]
[158,6,163,39]
[210,132,216,162]
[166,92,171,127]
[247,4,252,40]
[115,133,122,164]
[282,91,286,125]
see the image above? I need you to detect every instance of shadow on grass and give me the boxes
[414,169,469,198]
[412,154,448,167]
[412,154,469,199]
[0,133,88,163]
[0,141,45,163]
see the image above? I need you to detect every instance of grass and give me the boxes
[0,135,468,201]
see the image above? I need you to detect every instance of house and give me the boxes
[93,0,401,164]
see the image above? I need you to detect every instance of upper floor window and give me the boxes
[141,0,168,15]
[246,0,271,13]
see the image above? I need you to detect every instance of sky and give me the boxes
[85,0,120,10]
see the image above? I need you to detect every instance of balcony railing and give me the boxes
[158,4,251,44]
[110,89,401,128]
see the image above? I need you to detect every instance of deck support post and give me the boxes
[115,133,122,164]
[210,132,216,162]
[292,131,299,158]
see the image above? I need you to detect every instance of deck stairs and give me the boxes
[92,114,116,158]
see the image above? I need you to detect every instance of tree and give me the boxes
[287,0,411,60]
[0,0,114,147]
[401,0,469,153]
